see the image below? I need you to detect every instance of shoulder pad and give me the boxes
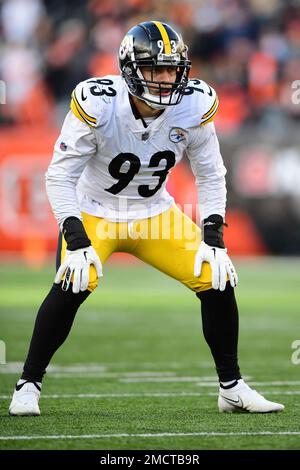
[70,76,118,127]
[179,79,219,127]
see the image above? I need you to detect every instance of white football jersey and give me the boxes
[46,75,226,226]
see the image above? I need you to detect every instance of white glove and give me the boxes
[55,246,103,294]
[194,241,238,291]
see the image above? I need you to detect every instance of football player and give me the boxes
[9,21,283,415]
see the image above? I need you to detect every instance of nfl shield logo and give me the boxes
[60,142,67,151]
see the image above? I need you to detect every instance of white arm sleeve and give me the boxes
[45,111,97,228]
[186,122,227,221]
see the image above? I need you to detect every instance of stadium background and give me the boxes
[1,0,300,262]
[0,0,300,452]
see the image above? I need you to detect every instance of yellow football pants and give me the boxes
[59,204,213,293]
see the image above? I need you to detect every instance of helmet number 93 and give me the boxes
[157,39,177,54]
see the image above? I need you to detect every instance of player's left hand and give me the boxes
[194,241,238,291]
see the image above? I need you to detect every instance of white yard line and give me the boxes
[121,378,220,383]
[1,390,299,400]
[121,378,300,385]
[0,362,214,374]
[1,431,300,441]
[1,392,212,399]
[47,373,220,379]
[48,372,179,379]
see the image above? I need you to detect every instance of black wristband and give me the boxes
[203,214,227,249]
[62,217,91,251]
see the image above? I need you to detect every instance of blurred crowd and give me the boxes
[0,0,300,133]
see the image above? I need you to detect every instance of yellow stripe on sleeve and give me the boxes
[200,98,219,126]
[152,21,171,54]
[202,95,218,119]
[70,98,87,124]
[71,90,97,125]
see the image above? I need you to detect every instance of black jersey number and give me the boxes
[105,153,141,195]
[182,79,213,96]
[87,78,117,97]
[105,151,176,197]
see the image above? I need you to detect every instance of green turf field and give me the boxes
[0,257,300,450]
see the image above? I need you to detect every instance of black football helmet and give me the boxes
[119,21,191,109]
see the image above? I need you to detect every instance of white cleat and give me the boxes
[9,380,41,416]
[218,379,284,413]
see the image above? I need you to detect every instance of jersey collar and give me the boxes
[121,88,172,139]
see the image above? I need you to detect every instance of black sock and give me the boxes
[196,282,241,382]
[21,283,90,382]
[219,379,239,389]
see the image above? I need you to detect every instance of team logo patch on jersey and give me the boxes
[169,127,186,143]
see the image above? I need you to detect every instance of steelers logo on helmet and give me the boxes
[119,21,191,109]
[119,34,134,61]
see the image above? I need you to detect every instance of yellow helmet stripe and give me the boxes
[152,21,171,54]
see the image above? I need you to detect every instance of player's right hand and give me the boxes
[54,246,103,293]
